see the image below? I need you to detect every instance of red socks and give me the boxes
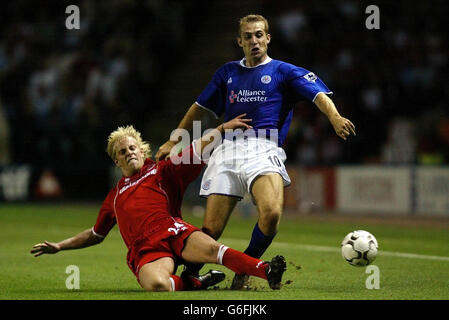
[170,274,204,291]
[169,275,186,291]
[218,245,268,280]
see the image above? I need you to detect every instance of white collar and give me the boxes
[239,56,272,68]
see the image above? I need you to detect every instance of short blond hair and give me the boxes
[238,14,269,37]
[106,125,151,161]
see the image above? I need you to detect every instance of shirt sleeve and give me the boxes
[195,66,227,118]
[284,64,333,103]
[92,189,117,238]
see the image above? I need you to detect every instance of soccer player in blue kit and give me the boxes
[156,14,356,289]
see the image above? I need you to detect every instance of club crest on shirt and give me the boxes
[202,179,212,190]
[261,75,271,84]
[227,77,232,84]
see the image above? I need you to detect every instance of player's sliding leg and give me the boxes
[181,194,238,279]
[232,173,284,289]
[182,230,287,290]
[217,245,287,289]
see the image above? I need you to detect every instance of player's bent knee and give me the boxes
[141,279,171,292]
[259,207,282,233]
[140,275,171,292]
[260,207,282,223]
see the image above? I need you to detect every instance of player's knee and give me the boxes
[260,206,282,222]
[141,276,171,292]
[259,206,282,230]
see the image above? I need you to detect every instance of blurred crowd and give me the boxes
[0,0,207,172]
[0,0,448,199]
[261,0,449,165]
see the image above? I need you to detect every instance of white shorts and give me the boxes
[199,137,291,200]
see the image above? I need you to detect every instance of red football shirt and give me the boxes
[92,143,205,250]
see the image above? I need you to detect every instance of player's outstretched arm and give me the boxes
[194,113,252,156]
[30,228,104,257]
[314,92,356,140]
[155,103,207,161]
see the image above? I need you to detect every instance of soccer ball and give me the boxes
[341,230,378,267]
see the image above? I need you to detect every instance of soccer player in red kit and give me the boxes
[30,114,287,291]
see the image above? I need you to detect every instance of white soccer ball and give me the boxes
[341,230,378,267]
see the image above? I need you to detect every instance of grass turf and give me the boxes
[1,203,448,300]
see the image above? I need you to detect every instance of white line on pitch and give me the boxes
[221,238,449,262]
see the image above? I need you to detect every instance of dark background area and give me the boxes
[0,0,447,200]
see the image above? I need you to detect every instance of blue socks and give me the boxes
[243,223,276,259]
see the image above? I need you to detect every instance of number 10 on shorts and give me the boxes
[268,155,282,168]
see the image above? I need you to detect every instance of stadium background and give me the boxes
[1,0,448,216]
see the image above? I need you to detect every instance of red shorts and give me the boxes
[126,217,200,278]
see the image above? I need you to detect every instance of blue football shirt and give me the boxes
[196,57,332,146]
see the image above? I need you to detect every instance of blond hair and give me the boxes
[106,125,151,161]
[238,14,269,37]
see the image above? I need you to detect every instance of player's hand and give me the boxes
[155,140,177,162]
[30,241,61,257]
[222,114,253,131]
[330,115,356,140]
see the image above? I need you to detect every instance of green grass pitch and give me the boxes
[1,203,448,300]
